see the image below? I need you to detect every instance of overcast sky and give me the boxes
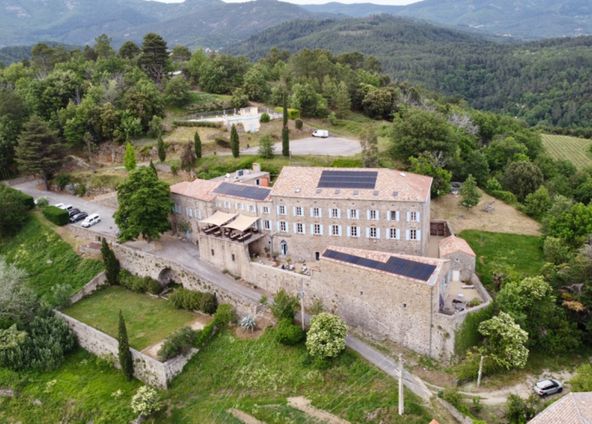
[151,0,422,4]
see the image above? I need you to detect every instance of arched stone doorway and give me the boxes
[158,267,174,286]
[280,240,288,256]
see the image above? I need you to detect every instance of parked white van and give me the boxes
[81,213,101,228]
[312,129,329,138]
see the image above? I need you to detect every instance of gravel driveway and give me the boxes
[241,136,361,156]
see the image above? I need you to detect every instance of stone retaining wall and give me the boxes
[70,271,108,304]
[55,311,196,389]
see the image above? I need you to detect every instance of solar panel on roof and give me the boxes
[323,249,436,282]
[317,170,378,189]
[213,182,271,201]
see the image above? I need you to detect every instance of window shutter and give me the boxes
[277,206,281,215]
[338,225,342,236]
[396,229,400,240]
[376,228,381,239]
[346,226,351,237]
[319,224,324,236]
[276,222,280,232]
[417,212,421,222]
[366,227,370,238]
[417,230,422,241]
[293,223,298,233]
[406,230,410,240]
[396,211,400,221]
[406,211,411,222]
[367,210,371,220]
[376,211,380,220]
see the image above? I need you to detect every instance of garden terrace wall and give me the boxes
[69,271,108,304]
[55,311,196,389]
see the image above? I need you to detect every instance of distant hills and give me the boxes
[232,15,592,129]
[0,0,590,49]
[303,0,592,40]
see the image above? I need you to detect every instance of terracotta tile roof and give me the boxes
[439,235,476,257]
[529,392,592,424]
[322,245,446,285]
[170,179,220,202]
[270,166,432,202]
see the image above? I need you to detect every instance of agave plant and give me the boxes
[240,315,257,332]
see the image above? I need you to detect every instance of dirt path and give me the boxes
[432,191,541,236]
[287,397,350,424]
[227,408,266,424]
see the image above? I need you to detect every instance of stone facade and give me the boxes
[439,236,477,282]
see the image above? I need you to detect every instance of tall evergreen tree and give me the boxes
[15,116,64,190]
[334,82,351,119]
[118,311,134,380]
[100,238,120,285]
[139,33,168,85]
[194,131,202,160]
[230,124,240,158]
[361,128,379,168]
[157,136,166,163]
[282,95,290,157]
[124,142,136,171]
[180,142,196,173]
[282,94,289,128]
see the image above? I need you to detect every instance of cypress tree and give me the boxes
[157,136,166,162]
[194,131,202,159]
[118,311,134,380]
[230,124,240,158]
[100,238,120,285]
[282,94,288,128]
[180,142,196,172]
[123,142,136,171]
[282,127,290,157]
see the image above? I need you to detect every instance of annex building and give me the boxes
[170,164,489,360]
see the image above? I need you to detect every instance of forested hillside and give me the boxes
[233,16,592,130]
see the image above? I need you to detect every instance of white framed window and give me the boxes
[280,221,288,232]
[311,207,321,218]
[349,209,359,219]
[295,206,304,217]
[295,223,305,234]
[312,224,323,235]
[331,224,341,236]
[388,228,399,240]
[368,227,379,239]
[349,225,359,238]
[263,206,270,214]
[330,208,340,219]
[278,205,286,215]
[187,208,193,218]
[264,220,271,230]
[224,201,230,208]
[390,211,399,221]
[408,211,419,222]
[368,210,379,220]
[408,229,421,240]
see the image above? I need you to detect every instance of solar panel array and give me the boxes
[323,249,436,282]
[317,170,378,190]
[214,182,271,201]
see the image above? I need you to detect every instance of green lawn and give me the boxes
[542,133,592,169]
[459,230,545,292]
[0,349,140,424]
[0,215,103,300]
[148,329,438,424]
[64,286,198,350]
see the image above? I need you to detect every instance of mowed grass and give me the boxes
[64,286,198,350]
[459,230,544,292]
[542,133,592,169]
[0,349,140,424]
[0,215,103,299]
[147,329,436,424]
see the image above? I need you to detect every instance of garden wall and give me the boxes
[70,271,108,304]
[55,311,196,389]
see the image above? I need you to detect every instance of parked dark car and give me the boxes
[68,208,81,217]
[70,212,88,223]
[534,379,563,397]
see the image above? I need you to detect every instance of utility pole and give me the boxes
[477,354,485,387]
[398,353,404,416]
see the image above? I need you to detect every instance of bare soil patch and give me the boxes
[287,396,350,424]
[432,191,541,236]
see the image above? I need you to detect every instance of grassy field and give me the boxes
[148,329,438,424]
[0,349,140,423]
[64,286,198,350]
[0,215,103,300]
[459,230,544,292]
[541,133,592,169]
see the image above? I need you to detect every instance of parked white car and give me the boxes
[312,129,329,138]
[81,213,101,228]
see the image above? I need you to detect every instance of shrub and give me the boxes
[271,289,299,321]
[490,190,517,204]
[54,174,72,190]
[275,107,300,120]
[275,319,305,345]
[306,313,347,359]
[295,119,303,130]
[439,388,471,416]
[168,287,218,314]
[157,327,196,361]
[172,120,222,128]
[35,197,49,207]
[131,386,161,417]
[215,137,230,149]
[259,113,270,123]
[328,112,338,125]
[119,271,161,294]
[42,206,69,226]
[145,278,163,295]
[331,158,362,168]
[505,394,538,423]
[571,363,592,391]
[0,185,31,236]
[454,303,494,356]
[0,186,35,210]
[195,304,234,348]
[171,164,179,176]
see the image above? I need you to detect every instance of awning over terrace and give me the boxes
[199,211,237,227]
[223,214,259,232]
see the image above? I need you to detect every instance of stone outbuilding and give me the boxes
[439,235,476,282]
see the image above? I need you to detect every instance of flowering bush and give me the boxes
[130,385,161,417]
[305,313,347,359]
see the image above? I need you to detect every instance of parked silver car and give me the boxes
[534,379,563,397]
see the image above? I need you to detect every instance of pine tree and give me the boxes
[335,81,351,119]
[157,136,166,162]
[149,159,157,175]
[139,33,168,85]
[15,116,65,190]
[100,238,120,285]
[123,142,136,171]
[230,124,240,158]
[461,174,481,208]
[118,311,134,380]
[194,131,202,159]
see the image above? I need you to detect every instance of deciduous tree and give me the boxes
[460,175,480,208]
[306,313,347,359]
[478,312,529,370]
